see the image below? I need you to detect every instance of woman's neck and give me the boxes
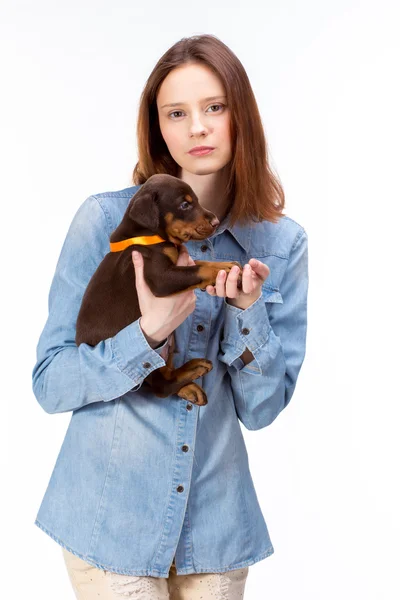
[177,166,231,222]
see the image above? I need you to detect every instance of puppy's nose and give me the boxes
[210,216,220,228]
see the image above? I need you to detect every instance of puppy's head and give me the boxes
[128,174,219,244]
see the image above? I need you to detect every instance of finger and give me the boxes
[248,259,270,281]
[225,265,241,298]
[214,269,226,297]
[176,247,189,265]
[178,247,195,267]
[132,250,143,266]
[132,250,143,281]
[240,264,253,294]
[177,256,190,267]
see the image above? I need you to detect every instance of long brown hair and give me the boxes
[132,34,285,225]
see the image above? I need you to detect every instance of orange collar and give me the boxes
[110,234,169,252]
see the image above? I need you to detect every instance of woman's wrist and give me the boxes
[139,317,169,348]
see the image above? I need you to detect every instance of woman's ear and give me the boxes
[129,191,159,231]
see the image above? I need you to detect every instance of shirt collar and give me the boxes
[208,212,252,254]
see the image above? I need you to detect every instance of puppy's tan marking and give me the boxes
[165,212,195,241]
[162,246,179,264]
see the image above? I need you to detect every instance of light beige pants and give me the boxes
[62,548,249,599]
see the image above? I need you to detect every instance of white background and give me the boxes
[1,1,399,598]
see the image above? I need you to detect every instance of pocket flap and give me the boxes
[261,285,283,303]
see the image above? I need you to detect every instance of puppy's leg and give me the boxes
[149,359,213,405]
[148,261,242,296]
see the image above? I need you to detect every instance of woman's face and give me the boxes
[156,63,232,176]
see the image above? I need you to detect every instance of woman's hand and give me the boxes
[205,259,270,310]
[132,245,197,345]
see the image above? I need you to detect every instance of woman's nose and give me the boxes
[189,114,208,136]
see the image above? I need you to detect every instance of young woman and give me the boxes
[32,34,308,599]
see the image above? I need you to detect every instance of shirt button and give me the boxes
[182,445,189,452]
[200,288,206,292]
[241,328,250,335]
[143,362,151,368]
[196,324,204,332]
[201,244,208,252]
[186,404,193,411]
[177,485,184,493]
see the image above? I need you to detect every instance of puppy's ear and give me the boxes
[129,191,159,231]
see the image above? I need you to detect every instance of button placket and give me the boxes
[151,385,198,573]
[169,245,204,510]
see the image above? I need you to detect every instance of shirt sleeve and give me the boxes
[217,229,309,430]
[32,195,170,415]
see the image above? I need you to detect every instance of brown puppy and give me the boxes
[75,173,243,406]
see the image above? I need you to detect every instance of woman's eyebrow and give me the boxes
[160,95,227,109]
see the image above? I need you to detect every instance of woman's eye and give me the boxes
[169,110,184,119]
[207,104,224,113]
[168,104,225,119]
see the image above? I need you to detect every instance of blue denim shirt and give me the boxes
[32,184,308,577]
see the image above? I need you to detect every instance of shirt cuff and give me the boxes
[217,292,271,372]
[111,318,169,389]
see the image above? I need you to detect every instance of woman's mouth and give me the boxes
[188,147,215,156]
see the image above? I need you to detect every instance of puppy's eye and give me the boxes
[179,201,191,210]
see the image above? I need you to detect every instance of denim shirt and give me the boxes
[32,184,308,577]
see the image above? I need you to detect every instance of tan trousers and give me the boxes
[62,548,249,599]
